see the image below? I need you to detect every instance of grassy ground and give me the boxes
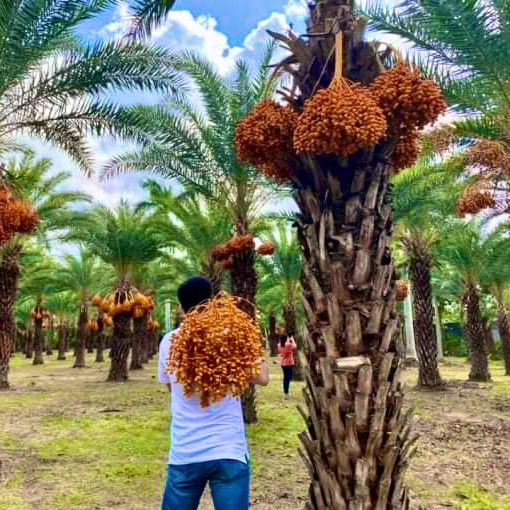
[0,353,509,510]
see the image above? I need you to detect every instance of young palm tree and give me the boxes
[392,155,465,387]
[0,153,88,386]
[138,180,232,293]
[259,221,303,379]
[105,48,279,422]
[33,250,109,368]
[75,203,163,381]
[437,221,491,381]
[45,292,75,361]
[478,228,510,375]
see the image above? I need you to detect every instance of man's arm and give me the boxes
[250,357,269,386]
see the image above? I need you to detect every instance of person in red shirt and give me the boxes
[277,334,296,400]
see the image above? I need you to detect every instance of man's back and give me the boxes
[158,331,248,465]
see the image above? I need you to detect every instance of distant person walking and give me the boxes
[278,334,296,400]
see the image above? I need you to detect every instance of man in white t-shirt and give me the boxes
[158,276,269,510]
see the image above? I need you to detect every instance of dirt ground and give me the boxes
[1,354,509,510]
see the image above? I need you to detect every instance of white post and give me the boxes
[433,297,444,360]
[404,289,417,359]
[165,299,171,333]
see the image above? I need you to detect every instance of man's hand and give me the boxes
[249,357,269,386]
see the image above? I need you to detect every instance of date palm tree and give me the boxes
[45,292,76,361]
[437,220,491,381]
[73,203,163,381]
[478,228,510,375]
[0,153,88,387]
[235,1,448,505]
[30,250,110,368]
[137,180,232,293]
[392,155,464,387]
[104,47,280,422]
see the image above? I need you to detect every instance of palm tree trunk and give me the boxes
[0,249,20,389]
[87,331,95,354]
[108,314,131,381]
[483,320,495,356]
[74,305,87,368]
[464,283,490,381]
[497,301,510,376]
[231,244,258,424]
[95,316,105,363]
[57,325,66,361]
[46,317,54,356]
[295,158,414,508]
[405,233,443,387]
[25,328,33,359]
[33,317,44,365]
[269,312,278,357]
[284,303,303,381]
[131,316,147,370]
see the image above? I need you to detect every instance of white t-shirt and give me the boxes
[158,330,249,465]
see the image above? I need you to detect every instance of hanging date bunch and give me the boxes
[102,314,113,328]
[0,183,39,244]
[148,318,160,331]
[98,289,155,318]
[87,318,99,333]
[465,139,510,175]
[370,63,447,135]
[395,280,409,301]
[235,100,299,182]
[391,130,420,171]
[256,240,277,256]
[166,291,263,408]
[212,234,255,262]
[30,306,49,321]
[294,80,388,157]
[457,183,496,217]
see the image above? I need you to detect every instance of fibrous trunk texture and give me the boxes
[497,302,510,376]
[404,233,442,388]
[33,318,44,365]
[0,250,20,389]
[57,325,67,361]
[95,316,105,363]
[87,331,95,354]
[25,328,33,359]
[284,303,303,381]
[483,320,495,355]
[46,318,54,356]
[464,284,490,381]
[231,243,258,424]
[269,312,278,357]
[131,316,148,370]
[108,314,131,381]
[74,306,87,368]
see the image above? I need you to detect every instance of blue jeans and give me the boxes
[161,459,250,510]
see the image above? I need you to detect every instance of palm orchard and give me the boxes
[1,1,510,509]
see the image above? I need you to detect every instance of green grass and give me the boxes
[1,353,509,509]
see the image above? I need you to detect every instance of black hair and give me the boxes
[177,276,213,312]
[279,335,287,348]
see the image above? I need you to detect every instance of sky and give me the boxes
[26,0,314,209]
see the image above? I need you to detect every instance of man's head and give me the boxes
[177,276,213,313]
